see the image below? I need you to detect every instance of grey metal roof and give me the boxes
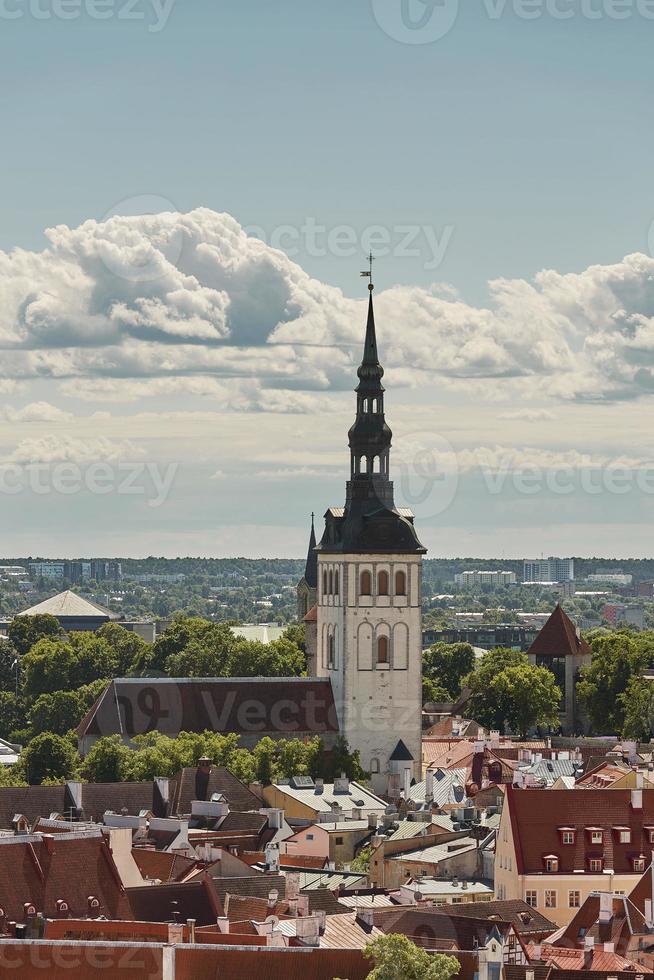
[409,768,468,806]
[517,758,579,784]
[20,590,116,620]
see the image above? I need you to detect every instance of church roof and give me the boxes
[527,604,591,659]
[19,590,116,621]
[304,514,318,589]
[77,677,339,740]
[389,739,414,762]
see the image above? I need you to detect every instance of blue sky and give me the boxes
[1,1,654,557]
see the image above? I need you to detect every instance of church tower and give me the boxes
[315,272,426,795]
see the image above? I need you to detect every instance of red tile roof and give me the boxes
[0,831,131,922]
[527,605,592,659]
[506,786,654,875]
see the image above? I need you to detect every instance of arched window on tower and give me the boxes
[360,570,372,596]
[360,456,368,474]
[373,456,381,474]
[395,570,406,596]
[370,758,380,774]
[329,570,333,595]
[334,569,339,595]
[377,635,389,665]
[328,633,335,669]
[378,571,389,596]
[323,570,328,596]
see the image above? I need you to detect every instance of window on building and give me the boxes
[525,891,537,908]
[618,829,631,844]
[545,857,559,873]
[335,837,344,845]
[360,571,372,596]
[589,858,603,872]
[378,571,389,595]
[334,570,339,595]
[545,891,557,909]
[329,570,333,595]
[589,830,603,845]
[634,858,646,872]
[370,758,380,774]
[395,570,406,596]
[328,634,335,669]
[648,829,654,844]
[323,570,328,596]
[569,891,581,908]
[561,831,575,845]
[306,834,314,840]
[377,636,389,665]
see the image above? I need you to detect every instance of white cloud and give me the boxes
[4,435,145,464]
[0,209,653,406]
[1,401,73,423]
[497,409,557,422]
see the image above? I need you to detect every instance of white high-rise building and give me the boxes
[523,557,574,583]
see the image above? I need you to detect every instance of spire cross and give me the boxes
[360,252,375,291]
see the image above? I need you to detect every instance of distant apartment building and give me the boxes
[602,603,645,630]
[523,558,574,583]
[454,570,517,588]
[588,572,632,586]
[28,560,121,583]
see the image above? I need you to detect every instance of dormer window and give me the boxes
[559,828,576,845]
[634,857,646,873]
[544,855,559,872]
[646,828,654,845]
[589,857,603,872]
[587,828,603,845]
[614,827,631,844]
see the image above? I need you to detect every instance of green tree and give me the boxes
[95,623,151,675]
[81,735,133,782]
[422,677,450,706]
[229,637,305,678]
[19,732,78,785]
[577,633,650,734]
[8,614,63,656]
[620,677,654,741]
[363,934,460,980]
[351,844,372,873]
[27,690,83,736]
[423,642,475,699]
[317,735,366,782]
[491,664,561,738]
[465,648,528,730]
[141,617,216,674]
[0,691,28,742]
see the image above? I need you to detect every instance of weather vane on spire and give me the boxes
[360,252,375,291]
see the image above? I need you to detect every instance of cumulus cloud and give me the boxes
[1,401,73,423]
[1,208,654,404]
[497,409,557,422]
[4,435,145,464]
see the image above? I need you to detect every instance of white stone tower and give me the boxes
[315,274,426,795]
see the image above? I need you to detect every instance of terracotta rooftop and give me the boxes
[527,604,592,659]
[506,786,654,875]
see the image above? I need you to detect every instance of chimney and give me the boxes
[599,892,612,923]
[286,873,300,900]
[198,756,212,772]
[155,777,170,816]
[425,769,434,803]
[267,889,279,910]
[402,767,411,800]
[216,917,230,934]
[296,915,320,947]
[186,918,196,944]
[368,813,378,830]
[334,774,350,794]
[532,945,542,960]
[314,778,324,793]
[287,898,298,917]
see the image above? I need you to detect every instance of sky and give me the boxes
[1,0,654,558]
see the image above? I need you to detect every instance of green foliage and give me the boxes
[422,677,449,705]
[423,642,475,699]
[619,677,654,741]
[22,633,117,701]
[0,641,20,693]
[464,648,529,730]
[363,934,461,980]
[0,691,28,742]
[27,690,84,736]
[491,664,561,738]
[351,844,372,873]
[7,614,63,656]
[95,623,151,676]
[80,735,133,783]
[19,732,79,785]
[576,632,650,734]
